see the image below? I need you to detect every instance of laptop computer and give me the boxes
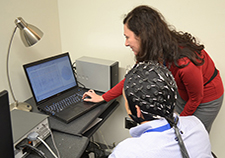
[23,52,101,124]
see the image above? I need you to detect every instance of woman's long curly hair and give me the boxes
[123,5,205,68]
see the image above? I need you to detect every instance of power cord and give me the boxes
[42,123,60,158]
[27,124,60,158]
[16,137,47,158]
[87,133,115,158]
[99,130,110,150]
[72,61,86,88]
[20,144,47,158]
[37,136,58,158]
[87,137,105,158]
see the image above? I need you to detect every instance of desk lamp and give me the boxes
[6,17,43,112]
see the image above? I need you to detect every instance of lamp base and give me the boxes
[10,102,32,112]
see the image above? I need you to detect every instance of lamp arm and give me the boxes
[6,26,18,105]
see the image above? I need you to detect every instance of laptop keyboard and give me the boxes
[44,90,84,115]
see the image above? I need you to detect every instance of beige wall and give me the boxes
[58,0,225,157]
[1,0,224,157]
[0,0,62,102]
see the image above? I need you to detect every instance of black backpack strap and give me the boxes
[204,68,218,86]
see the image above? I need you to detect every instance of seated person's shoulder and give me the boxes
[109,138,143,157]
[179,115,205,129]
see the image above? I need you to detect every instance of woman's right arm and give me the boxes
[82,78,125,102]
[102,78,125,102]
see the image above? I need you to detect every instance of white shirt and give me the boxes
[109,115,213,158]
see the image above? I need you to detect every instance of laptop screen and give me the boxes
[23,53,77,103]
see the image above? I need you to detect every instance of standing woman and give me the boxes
[82,5,224,133]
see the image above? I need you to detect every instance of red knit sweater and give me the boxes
[168,50,223,116]
[102,78,125,102]
[102,50,224,116]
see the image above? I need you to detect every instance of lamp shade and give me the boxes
[7,17,43,112]
[15,17,43,47]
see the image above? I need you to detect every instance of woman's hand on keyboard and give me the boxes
[82,89,104,103]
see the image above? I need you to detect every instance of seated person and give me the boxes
[109,62,213,158]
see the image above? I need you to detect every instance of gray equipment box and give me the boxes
[76,56,119,92]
